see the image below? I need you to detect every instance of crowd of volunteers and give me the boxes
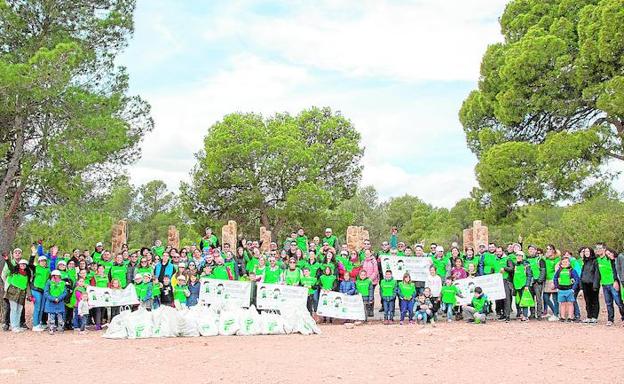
[2,226,624,334]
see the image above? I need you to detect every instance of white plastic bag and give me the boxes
[152,306,179,338]
[178,307,200,337]
[218,307,241,336]
[295,309,321,335]
[260,311,285,335]
[280,308,298,335]
[236,305,262,336]
[197,305,219,336]
[102,310,130,339]
[126,307,153,339]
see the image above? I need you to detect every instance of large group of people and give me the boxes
[2,226,624,334]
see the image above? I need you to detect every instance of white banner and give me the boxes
[316,291,365,320]
[380,256,432,282]
[453,273,506,305]
[255,283,308,310]
[87,284,139,308]
[199,278,251,308]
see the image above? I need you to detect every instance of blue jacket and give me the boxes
[154,261,174,282]
[37,244,58,271]
[339,280,356,295]
[187,281,200,307]
[553,267,580,291]
[44,280,67,314]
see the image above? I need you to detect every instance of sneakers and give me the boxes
[548,315,559,322]
[11,327,25,333]
[95,325,102,331]
[2,324,9,332]
[408,320,415,325]
[32,325,44,332]
[606,321,614,326]
[399,321,404,325]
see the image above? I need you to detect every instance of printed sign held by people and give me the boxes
[199,278,251,308]
[453,273,506,305]
[380,256,432,282]
[87,284,139,308]
[255,283,308,310]
[316,291,365,320]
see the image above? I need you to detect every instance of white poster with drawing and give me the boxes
[199,278,251,307]
[380,256,432,282]
[87,284,139,308]
[316,291,365,320]
[453,273,505,305]
[255,283,308,310]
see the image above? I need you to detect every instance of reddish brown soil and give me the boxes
[1,304,623,384]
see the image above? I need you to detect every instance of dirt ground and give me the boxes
[1,303,624,384]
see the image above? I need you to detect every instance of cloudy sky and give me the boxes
[120,0,510,208]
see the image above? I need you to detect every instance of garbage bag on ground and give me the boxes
[218,307,241,336]
[260,311,285,335]
[236,305,262,336]
[178,306,200,337]
[103,310,131,339]
[197,305,219,336]
[152,306,179,338]
[126,307,153,339]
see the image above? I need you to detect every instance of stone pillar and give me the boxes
[111,219,127,255]
[346,226,369,252]
[221,220,237,249]
[167,225,180,250]
[463,220,488,250]
[260,226,272,253]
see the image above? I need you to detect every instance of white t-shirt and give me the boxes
[425,274,442,297]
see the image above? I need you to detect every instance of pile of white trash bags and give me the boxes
[103,304,321,339]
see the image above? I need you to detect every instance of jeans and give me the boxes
[9,300,23,330]
[382,298,395,320]
[462,306,486,322]
[532,282,544,317]
[78,314,87,331]
[72,307,81,329]
[573,287,581,319]
[31,289,45,327]
[543,291,559,316]
[399,299,414,321]
[502,280,513,318]
[442,302,454,320]
[47,312,65,331]
[152,298,160,310]
[415,310,428,323]
[602,284,624,322]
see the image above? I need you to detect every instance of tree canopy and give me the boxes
[181,107,364,239]
[460,0,624,220]
[0,0,153,252]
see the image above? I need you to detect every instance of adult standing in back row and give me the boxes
[580,247,601,323]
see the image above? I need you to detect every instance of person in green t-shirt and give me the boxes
[379,270,397,324]
[462,286,489,324]
[295,228,308,254]
[600,247,624,325]
[301,267,318,315]
[355,269,373,322]
[440,277,463,322]
[398,273,416,324]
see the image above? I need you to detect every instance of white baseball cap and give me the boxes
[51,270,61,276]
[38,256,47,262]
[435,246,444,252]
[18,259,28,265]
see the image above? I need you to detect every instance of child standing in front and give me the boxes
[398,273,416,325]
[44,270,67,334]
[440,277,463,322]
[553,256,579,322]
[355,270,373,322]
[380,270,397,324]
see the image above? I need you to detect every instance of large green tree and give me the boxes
[182,107,364,239]
[460,0,624,220]
[0,0,153,253]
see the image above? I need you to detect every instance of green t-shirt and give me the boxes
[322,235,337,248]
[355,278,372,297]
[432,257,448,279]
[380,278,397,298]
[513,264,528,290]
[481,252,497,275]
[174,285,188,303]
[300,276,318,294]
[263,267,281,284]
[33,265,50,290]
[544,257,560,281]
[440,285,460,305]
[296,235,308,253]
[597,257,615,285]
[283,268,302,286]
[472,295,487,312]
[398,281,416,300]
[319,274,337,290]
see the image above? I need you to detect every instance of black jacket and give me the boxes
[580,257,601,290]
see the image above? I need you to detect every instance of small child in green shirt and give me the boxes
[440,277,463,322]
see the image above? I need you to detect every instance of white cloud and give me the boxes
[202,0,508,82]
[130,52,479,207]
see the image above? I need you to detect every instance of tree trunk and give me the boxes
[0,217,17,256]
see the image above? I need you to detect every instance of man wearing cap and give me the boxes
[322,228,338,249]
[29,245,51,332]
[91,242,104,264]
